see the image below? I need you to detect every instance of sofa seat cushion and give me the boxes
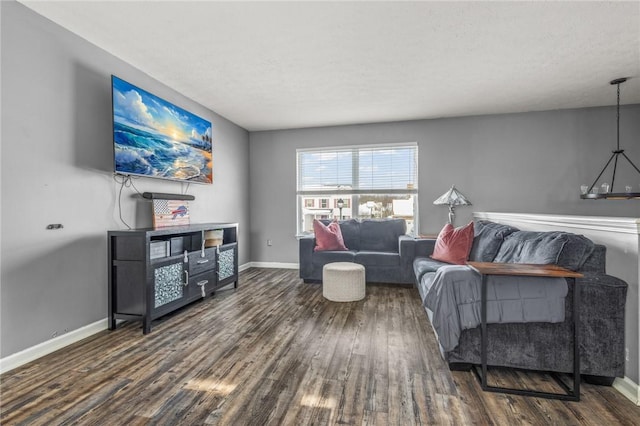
[494,231,594,271]
[312,250,357,266]
[354,251,400,267]
[413,257,450,283]
[360,219,406,252]
[469,220,519,262]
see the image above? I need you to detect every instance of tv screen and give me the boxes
[111,75,213,184]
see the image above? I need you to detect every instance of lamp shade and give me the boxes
[433,185,472,206]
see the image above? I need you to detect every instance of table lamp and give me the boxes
[433,185,472,225]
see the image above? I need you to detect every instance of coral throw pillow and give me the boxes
[313,220,348,252]
[431,222,474,265]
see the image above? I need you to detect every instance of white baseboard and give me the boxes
[238,262,253,272]
[242,261,299,270]
[0,318,108,374]
[613,376,640,405]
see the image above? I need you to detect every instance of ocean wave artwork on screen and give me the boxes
[112,76,213,184]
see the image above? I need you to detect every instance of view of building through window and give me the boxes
[297,143,418,235]
[300,194,416,234]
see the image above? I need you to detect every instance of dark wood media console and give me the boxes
[108,223,238,334]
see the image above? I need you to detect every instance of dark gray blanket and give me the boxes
[422,265,567,352]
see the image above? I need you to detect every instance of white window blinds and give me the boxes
[297,143,418,194]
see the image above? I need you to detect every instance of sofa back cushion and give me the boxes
[360,219,406,252]
[338,219,361,251]
[469,220,519,262]
[494,231,594,271]
[581,244,606,273]
[555,233,595,271]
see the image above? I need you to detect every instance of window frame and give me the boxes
[296,142,419,236]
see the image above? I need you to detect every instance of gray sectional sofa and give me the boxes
[299,218,415,284]
[413,220,628,384]
[299,217,627,385]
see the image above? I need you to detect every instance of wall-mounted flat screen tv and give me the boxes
[112,75,213,184]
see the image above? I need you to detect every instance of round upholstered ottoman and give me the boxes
[322,262,365,302]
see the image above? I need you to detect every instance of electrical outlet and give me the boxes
[267,239,272,246]
[51,331,58,338]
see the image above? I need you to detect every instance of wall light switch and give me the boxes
[267,239,272,246]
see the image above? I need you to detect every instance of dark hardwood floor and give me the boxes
[1,268,639,425]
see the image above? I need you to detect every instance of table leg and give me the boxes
[573,278,580,397]
[473,275,580,401]
[481,273,488,389]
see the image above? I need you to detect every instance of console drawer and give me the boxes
[188,248,216,275]
[188,269,217,299]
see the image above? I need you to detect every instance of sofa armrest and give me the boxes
[398,236,417,282]
[415,238,436,257]
[299,235,316,278]
[575,272,627,375]
[399,235,416,258]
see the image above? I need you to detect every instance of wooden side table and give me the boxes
[466,262,584,401]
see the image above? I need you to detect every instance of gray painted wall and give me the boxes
[1,2,250,358]
[249,105,640,262]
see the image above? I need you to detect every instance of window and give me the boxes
[304,199,315,208]
[297,143,418,235]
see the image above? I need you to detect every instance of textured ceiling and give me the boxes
[19,1,640,131]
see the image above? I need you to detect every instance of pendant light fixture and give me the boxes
[581,78,640,200]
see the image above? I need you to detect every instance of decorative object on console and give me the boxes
[433,185,472,225]
[152,199,190,227]
[431,221,474,265]
[581,77,640,200]
[313,219,348,252]
[204,229,224,247]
